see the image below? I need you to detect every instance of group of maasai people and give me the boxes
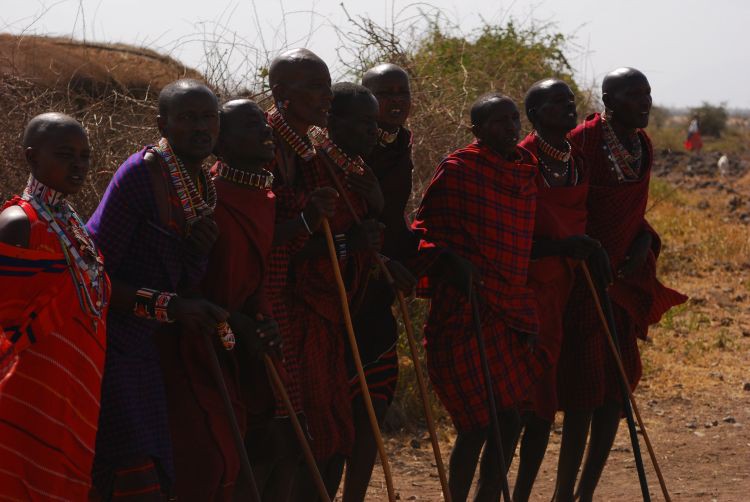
[0,45,685,502]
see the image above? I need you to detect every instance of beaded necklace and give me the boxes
[309,127,366,176]
[153,138,217,224]
[377,127,400,147]
[214,162,274,189]
[268,106,316,161]
[22,178,107,324]
[533,131,571,162]
[25,175,66,208]
[601,115,643,183]
[538,158,578,188]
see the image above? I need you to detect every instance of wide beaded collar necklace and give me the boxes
[601,115,643,183]
[268,106,317,161]
[22,176,107,323]
[309,127,366,176]
[214,161,274,190]
[153,138,217,223]
[533,130,571,162]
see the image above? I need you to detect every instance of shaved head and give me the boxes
[362,63,409,88]
[221,98,263,119]
[268,48,328,88]
[22,112,85,149]
[601,67,652,129]
[524,78,567,118]
[470,92,514,127]
[602,67,648,95]
[158,79,216,117]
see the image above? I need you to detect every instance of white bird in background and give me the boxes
[718,154,729,177]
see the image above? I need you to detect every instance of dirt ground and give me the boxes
[344,151,750,501]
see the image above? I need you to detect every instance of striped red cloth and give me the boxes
[557,113,688,410]
[0,197,108,501]
[412,140,550,432]
[519,133,589,422]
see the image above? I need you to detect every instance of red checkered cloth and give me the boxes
[267,135,372,459]
[266,133,318,418]
[557,114,688,410]
[411,140,550,432]
[518,133,589,422]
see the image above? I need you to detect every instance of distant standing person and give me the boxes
[684,115,703,154]
[555,68,687,502]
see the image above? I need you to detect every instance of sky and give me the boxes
[2,0,748,109]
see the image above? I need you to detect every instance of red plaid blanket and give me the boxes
[412,141,549,431]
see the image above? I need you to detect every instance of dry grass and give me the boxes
[0,35,200,218]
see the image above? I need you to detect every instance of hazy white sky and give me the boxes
[2,0,748,108]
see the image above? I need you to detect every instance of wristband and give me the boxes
[134,288,176,323]
[300,211,313,235]
[335,233,348,260]
[217,321,236,351]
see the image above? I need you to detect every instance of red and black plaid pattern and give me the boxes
[286,300,355,460]
[412,140,540,335]
[556,114,687,410]
[265,133,319,417]
[266,131,372,454]
[412,141,549,431]
[557,301,642,410]
[424,302,549,432]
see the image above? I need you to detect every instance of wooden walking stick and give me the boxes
[321,218,397,502]
[470,287,512,502]
[581,262,651,502]
[581,262,672,502]
[318,161,452,501]
[202,334,261,502]
[262,354,331,502]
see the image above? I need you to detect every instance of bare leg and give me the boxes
[474,408,520,502]
[513,412,552,502]
[342,398,389,502]
[554,410,592,502]
[575,401,621,502]
[290,453,346,502]
[449,428,487,502]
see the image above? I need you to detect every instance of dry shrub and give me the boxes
[337,10,596,212]
[334,10,596,427]
[0,35,203,218]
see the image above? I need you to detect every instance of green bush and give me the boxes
[690,102,729,137]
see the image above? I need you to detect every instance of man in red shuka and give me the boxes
[513,79,607,502]
[341,63,418,502]
[160,97,284,500]
[555,68,687,502]
[412,93,550,502]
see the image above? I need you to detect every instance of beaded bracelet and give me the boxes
[216,321,236,350]
[133,288,176,323]
[334,233,348,260]
[154,292,176,323]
